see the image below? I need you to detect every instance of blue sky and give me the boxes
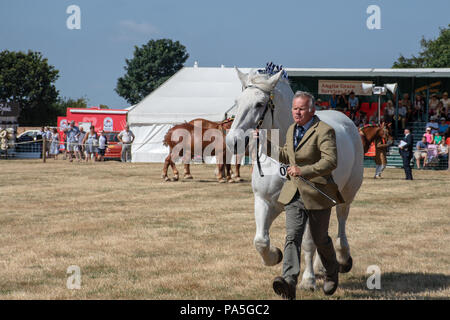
[1,0,449,108]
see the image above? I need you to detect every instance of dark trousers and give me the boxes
[282,192,338,284]
[401,151,413,180]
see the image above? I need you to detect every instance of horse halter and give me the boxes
[242,84,275,177]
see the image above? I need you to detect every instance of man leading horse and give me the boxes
[257,91,343,299]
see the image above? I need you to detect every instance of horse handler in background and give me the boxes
[374,135,389,179]
[118,124,135,162]
[269,91,344,300]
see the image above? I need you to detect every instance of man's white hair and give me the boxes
[293,91,315,111]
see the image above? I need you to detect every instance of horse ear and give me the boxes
[235,67,248,87]
[267,70,283,90]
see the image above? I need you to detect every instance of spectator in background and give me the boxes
[64,121,81,162]
[384,100,395,125]
[39,126,45,138]
[428,94,439,116]
[426,116,439,134]
[49,128,60,160]
[400,93,412,109]
[44,127,52,157]
[78,127,86,160]
[414,136,428,169]
[439,117,449,134]
[62,131,68,160]
[440,92,449,109]
[348,92,359,118]
[437,139,448,165]
[353,112,363,127]
[398,102,407,129]
[435,101,446,119]
[337,93,347,111]
[413,94,425,121]
[423,127,433,144]
[96,130,108,162]
[82,125,98,163]
[329,94,338,110]
[359,112,368,127]
[118,124,135,162]
[433,132,443,145]
[315,99,323,111]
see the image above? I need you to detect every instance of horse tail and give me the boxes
[163,126,174,147]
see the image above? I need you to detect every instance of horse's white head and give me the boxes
[226,68,284,151]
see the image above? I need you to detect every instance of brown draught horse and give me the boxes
[162,118,243,183]
[359,122,394,153]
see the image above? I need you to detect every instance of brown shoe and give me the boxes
[323,271,339,296]
[273,276,296,300]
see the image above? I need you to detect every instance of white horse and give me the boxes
[226,68,364,290]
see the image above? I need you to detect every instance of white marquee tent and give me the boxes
[127,66,248,162]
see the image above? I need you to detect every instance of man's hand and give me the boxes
[287,165,302,177]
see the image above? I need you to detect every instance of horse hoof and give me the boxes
[234,177,242,182]
[299,278,316,291]
[275,247,283,265]
[227,179,235,183]
[163,176,170,182]
[339,256,353,273]
[172,176,179,182]
[184,174,193,179]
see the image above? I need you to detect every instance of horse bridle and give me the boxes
[243,84,275,177]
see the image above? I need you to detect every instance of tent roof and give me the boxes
[128,67,250,124]
[285,68,450,78]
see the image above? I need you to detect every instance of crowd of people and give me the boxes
[414,119,449,169]
[39,121,135,163]
[315,91,450,130]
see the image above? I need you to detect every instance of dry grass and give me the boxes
[0,159,449,300]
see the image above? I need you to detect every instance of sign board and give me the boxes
[0,101,20,117]
[318,80,374,96]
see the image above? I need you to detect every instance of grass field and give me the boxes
[0,159,449,299]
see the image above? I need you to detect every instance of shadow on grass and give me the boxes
[341,272,450,299]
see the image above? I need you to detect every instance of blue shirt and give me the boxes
[349,96,359,108]
[66,126,80,143]
[293,117,314,149]
[416,141,427,150]
[329,97,337,109]
[438,123,448,134]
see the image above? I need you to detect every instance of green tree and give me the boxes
[0,50,60,125]
[393,24,450,68]
[115,39,189,104]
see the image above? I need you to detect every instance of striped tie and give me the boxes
[294,126,305,149]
